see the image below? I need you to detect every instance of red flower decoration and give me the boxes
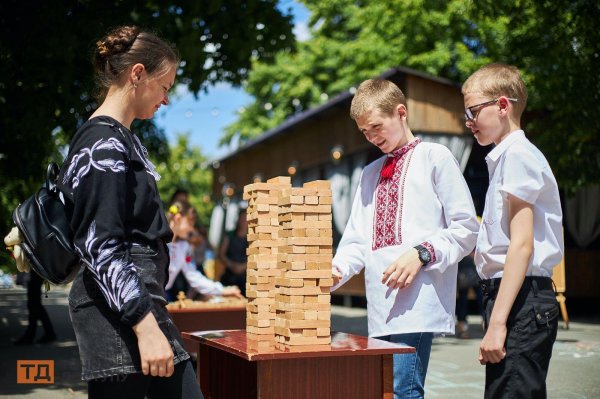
[185,256,192,263]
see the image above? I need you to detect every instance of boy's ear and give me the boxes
[497,97,511,116]
[396,104,408,119]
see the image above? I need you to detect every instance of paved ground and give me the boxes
[1,285,599,398]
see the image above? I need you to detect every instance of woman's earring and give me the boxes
[133,83,138,89]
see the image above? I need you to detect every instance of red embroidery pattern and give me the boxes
[421,241,437,264]
[372,139,421,250]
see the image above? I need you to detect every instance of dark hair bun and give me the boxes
[96,26,140,59]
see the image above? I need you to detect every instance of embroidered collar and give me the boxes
[388,137,421,158]
[380,138,421,180]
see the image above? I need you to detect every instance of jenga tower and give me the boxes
[274,180,334,346]
[243,177,291,339]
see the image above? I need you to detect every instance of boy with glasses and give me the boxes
[462,63,564,398]
[332,78,479,398]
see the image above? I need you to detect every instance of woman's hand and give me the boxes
[132,312,174,377]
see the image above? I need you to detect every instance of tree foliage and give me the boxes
[0,0,294,265]
[154,134,214,227]
[222,0,600,193]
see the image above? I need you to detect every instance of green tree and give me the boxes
[154,134,214,227]
[0,0,294,265]
[222,0,599,193]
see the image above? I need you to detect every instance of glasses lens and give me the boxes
[465,108,474,121]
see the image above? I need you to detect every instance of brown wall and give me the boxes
[405,75,466,134]
[214,72,469,197]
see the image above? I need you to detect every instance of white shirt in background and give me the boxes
[166,240,224,296]
[475,130,564,279]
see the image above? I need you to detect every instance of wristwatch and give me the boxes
[414,244,432,266]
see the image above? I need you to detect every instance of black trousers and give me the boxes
[23,272,55,339]
[481,276,559,399]
[88,359,203,399]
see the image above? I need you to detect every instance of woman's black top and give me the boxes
[58,116,172,326]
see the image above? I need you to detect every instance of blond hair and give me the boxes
[350,79,406,120]
[462,63,528,119]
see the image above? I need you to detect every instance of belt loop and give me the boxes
[531,278,539,297]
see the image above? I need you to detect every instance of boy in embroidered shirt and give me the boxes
[462,63,564,398]
[332,78,479,398]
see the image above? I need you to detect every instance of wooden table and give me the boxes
[168,306,246,353]
[183,329,415,399]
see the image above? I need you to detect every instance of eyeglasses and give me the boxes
[464,97,518,121]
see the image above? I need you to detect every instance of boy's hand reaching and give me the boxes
[382,248,422,289]
[332,266,343,286]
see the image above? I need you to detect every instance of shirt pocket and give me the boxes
[482,182,503,225]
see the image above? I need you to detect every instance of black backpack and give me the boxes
[12,163,80,285]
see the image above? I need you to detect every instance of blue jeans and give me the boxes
[379,332,434,399]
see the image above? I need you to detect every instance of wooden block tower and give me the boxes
[274,180,334,346]
[243,177,291,339]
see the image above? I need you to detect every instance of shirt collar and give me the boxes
[486,130,525,165]
[388,137,421,158]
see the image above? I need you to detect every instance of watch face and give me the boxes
[419,249,431,263]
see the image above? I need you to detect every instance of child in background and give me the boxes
[462,63,563,398]
[167,201,242,301]
[332,78,479,398]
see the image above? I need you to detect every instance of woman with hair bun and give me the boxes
[57,26,203,398]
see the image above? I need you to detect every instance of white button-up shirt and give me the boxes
[475,130,564,279]
[166,240,224,295]
[332,141,478,337]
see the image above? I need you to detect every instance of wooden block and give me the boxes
[319,278,334,287]
[279,286,329,296]
[303,180,331,190]
[319,196,333,205]
[303,329,318,337]
[284,270,331,279]
[287,237,333,246]
[319,213,332,221]
[247,318,272,328]
[277,302,331,311]
[305,246,319,254]
[316,328,330,336]
[290,204,331,214]
[286,253,332,262]
[303,278,317,287]
[305,310,318,320]
[319,229,333,237]
[275,294,304,304]
[284,220,332,229]
[305,196,318,205]
[318,311,331,320]
[247,268,281,277]
[276,278,304,288]
[304,213,319,221]
[248,297,276,305]
[284,319,330,329]
[267,176,291,185]
[246,325,275,335]
[318,294,330,304]
[247,304,272,313]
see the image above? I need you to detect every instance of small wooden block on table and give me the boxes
[183,329,415,399]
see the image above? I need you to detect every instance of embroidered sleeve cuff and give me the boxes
[421,242,437,264]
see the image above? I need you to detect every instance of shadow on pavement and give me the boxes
[0,286,87,397]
